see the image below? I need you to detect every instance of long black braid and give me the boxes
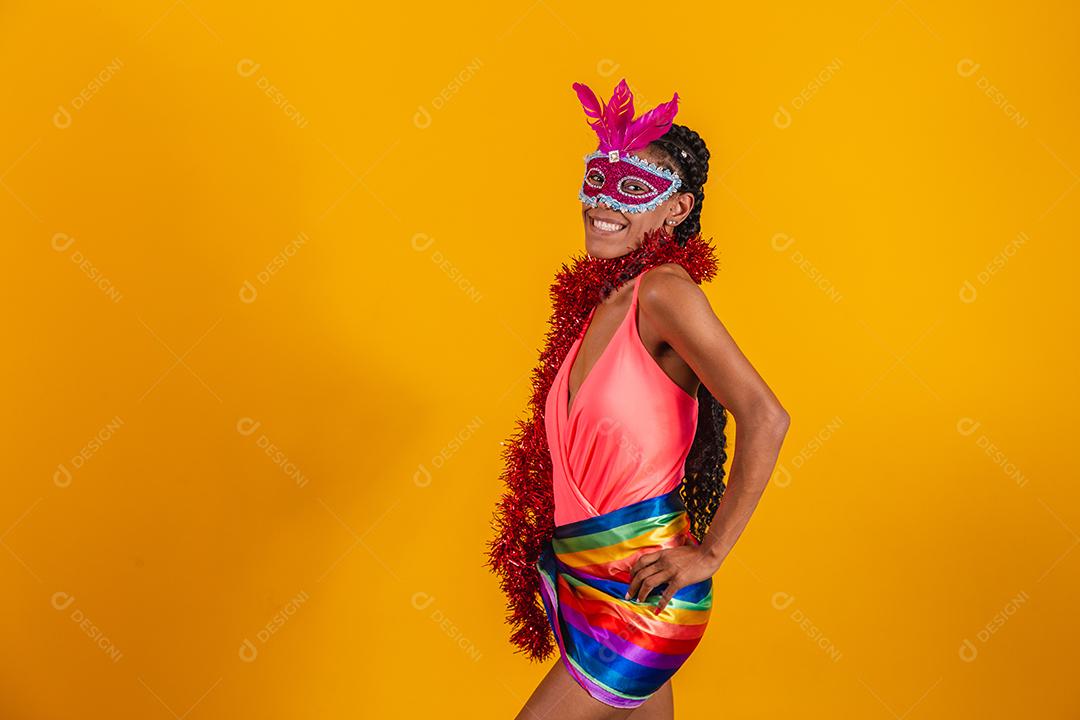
[649,123,729,542]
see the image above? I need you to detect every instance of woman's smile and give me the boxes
[586,211,628,235]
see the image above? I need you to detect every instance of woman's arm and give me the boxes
[627,265,790,613]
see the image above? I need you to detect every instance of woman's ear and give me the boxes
[668,192,695,225]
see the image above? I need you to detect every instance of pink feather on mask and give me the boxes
[572,82,608,147]
[572,81,680,154]
[620,92,680,152]
[603,79,635,149]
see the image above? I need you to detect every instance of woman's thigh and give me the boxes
[515,661,673,720]
[628,680,672,720]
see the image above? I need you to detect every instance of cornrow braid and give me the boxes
[649,123,711,247]
[649,123,728,542]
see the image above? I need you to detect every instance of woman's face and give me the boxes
[580,146,695,258]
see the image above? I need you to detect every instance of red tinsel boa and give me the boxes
[485,226,720,662]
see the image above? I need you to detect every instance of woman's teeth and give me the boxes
[592,218,626,232]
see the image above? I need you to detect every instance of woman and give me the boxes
[486,79,789,719]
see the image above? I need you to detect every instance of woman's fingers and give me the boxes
[629,549,662,577]
[628,546,704,612]
[627,559,670,602]
[630,567,668,603]
[626,551,664,600]
[654,581,683,614]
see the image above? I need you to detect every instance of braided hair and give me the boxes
[648,123,729,541]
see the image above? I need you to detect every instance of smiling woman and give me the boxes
[486,78,790,720]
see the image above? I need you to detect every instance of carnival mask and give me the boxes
[579,150,682,213]
[573,79,682,213]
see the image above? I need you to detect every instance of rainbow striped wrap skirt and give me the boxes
[536,486,713,708]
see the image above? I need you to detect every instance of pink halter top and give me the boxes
[545,270,699,527]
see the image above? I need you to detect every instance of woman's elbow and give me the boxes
[770,406,791,435]
[753,402,789,436]
[732,397,790,434]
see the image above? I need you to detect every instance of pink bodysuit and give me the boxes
[544,270,699,526]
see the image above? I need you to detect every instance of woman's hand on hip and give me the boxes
[626,545,719,614]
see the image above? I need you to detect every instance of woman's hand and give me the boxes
[625,545,719,614]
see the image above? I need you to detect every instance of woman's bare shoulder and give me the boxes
[639,262,707,309]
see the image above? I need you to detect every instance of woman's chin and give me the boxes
[584,232,639,258]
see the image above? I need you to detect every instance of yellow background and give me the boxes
[3,1,1077,717]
